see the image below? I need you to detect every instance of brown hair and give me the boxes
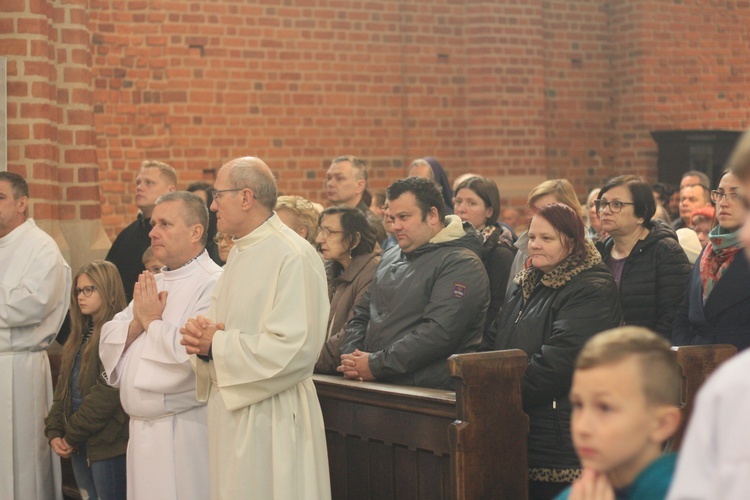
[527,179,584,219]
[60,261,127,398]
[534,203,588,264]
[455,176,501,226]
[576,326,680,406]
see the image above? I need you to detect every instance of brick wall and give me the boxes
[3,1,749,238]
[2,0,100,225]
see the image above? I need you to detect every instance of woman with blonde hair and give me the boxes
[45,260,129,499]
[275,195,319,244]
[506,179,585,294]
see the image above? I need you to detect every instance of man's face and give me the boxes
[326,161,364,207]
[149,200,200,269]
[388,192,438,253]
[210,167,245,237]
[0,181,27,238]
[135,167,175,215]
[679,185,710,223]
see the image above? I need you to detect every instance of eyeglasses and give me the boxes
[594,199,636,213]
[213,233,234,244]
[318,227,344,238]
[711,190,743,204]
[210,188,244,200]
[75,286,97,297]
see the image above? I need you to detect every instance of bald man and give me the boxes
[181,157,331,499]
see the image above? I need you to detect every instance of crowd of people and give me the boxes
[1,129,750,499]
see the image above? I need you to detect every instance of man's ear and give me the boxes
[240,189,255,210]
[168,185,177,193]
[191,224,205,244]
[17,196,28,215]
[355,178,366,195]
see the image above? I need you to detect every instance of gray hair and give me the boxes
[226,157,277,211]
[332,155,368,182]
[155,191,209,246]
[0,172,29,199]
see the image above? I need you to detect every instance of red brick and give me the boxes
[66,185,100,202]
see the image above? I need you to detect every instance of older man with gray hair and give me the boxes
[181,156,331,499]
[100,191,222,500]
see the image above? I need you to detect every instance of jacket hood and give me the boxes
[409,215,483,258]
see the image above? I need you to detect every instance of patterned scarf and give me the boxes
[513,240,602,303]
[700,226,742,304]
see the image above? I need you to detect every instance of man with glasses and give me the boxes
[100,191,221,500]
[0,172,71,500]
[180,157,331,499]
[673,173,712,230]
[106,160,177,301]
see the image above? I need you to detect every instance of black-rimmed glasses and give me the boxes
[594,199,636,213]
[75,286,97,297]
[711,190,742,204]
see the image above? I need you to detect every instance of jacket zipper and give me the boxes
[552,398,563,445]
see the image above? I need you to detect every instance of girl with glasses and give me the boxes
[672,170,750,350]
[596,175,691,338]
[45,260,128,500]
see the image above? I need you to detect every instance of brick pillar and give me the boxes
[1,0,109,272]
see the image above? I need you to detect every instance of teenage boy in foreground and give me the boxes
[556,327,682,500]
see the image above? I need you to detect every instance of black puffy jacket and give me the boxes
[483,241,622,470]
[597,219,690,338]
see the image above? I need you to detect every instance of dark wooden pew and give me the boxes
[670,344,737,450]
[313,349,530,500]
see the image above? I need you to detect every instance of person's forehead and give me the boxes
[152,200,182,220]
[389,192,419,211]
[138,167,164,180]
[682,185,703,196]
[0,181,13,194]
[329,161,353,176]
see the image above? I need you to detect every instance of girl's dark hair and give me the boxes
[455,176,501,226]
[598,175,656,227]
[535,203,588,264]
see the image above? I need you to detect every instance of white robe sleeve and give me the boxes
[211,252,324,411]
[0,243,69,331]
[99,303,135,388]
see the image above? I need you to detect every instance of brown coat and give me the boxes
[315,247,382,373]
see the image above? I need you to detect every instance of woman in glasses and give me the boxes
[314,207,381,374]
[672,170,750,349]
[45,260,129,499]
[596,175,690,338]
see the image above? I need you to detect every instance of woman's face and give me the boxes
[715,173,746,232]
[587,190,602,232]
[597,185,641,238]
[454,188,493,231]
[315,213,351,263]
[216,233,235,263]
[528,215,571,273]
[76,274,103,317]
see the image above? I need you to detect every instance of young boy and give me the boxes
[556,327,682,500]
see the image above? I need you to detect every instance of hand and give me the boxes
[180,315,223,356]
[133,271,167,332]
[569,469,615,500]
[50,437,74,459]
[337,349,375,381]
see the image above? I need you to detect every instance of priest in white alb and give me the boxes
[0,172,71,500]
[180,157,331,499]
[100,191,222,500]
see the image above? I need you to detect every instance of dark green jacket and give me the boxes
[44,338,129,462]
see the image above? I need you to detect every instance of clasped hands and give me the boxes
[180,315,224,356]
[568,469,615,500]
[126,271,167,350]
[50,437,75,459]
[337,349,375,381]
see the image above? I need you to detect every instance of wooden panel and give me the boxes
[670,344,737,450]
[393,446,419,500]
[368,441,395,500]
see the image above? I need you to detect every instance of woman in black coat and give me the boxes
[483,203,622,500]
[672,170,750,349]
[595,175,690,338]
[453,176,516,330]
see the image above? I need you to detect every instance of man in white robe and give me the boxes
[0,172,70,500]
[181,157,331,499]
[100,191,221,500]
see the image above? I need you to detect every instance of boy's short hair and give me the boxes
[142,246,155,265]
[576,327,680,407]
